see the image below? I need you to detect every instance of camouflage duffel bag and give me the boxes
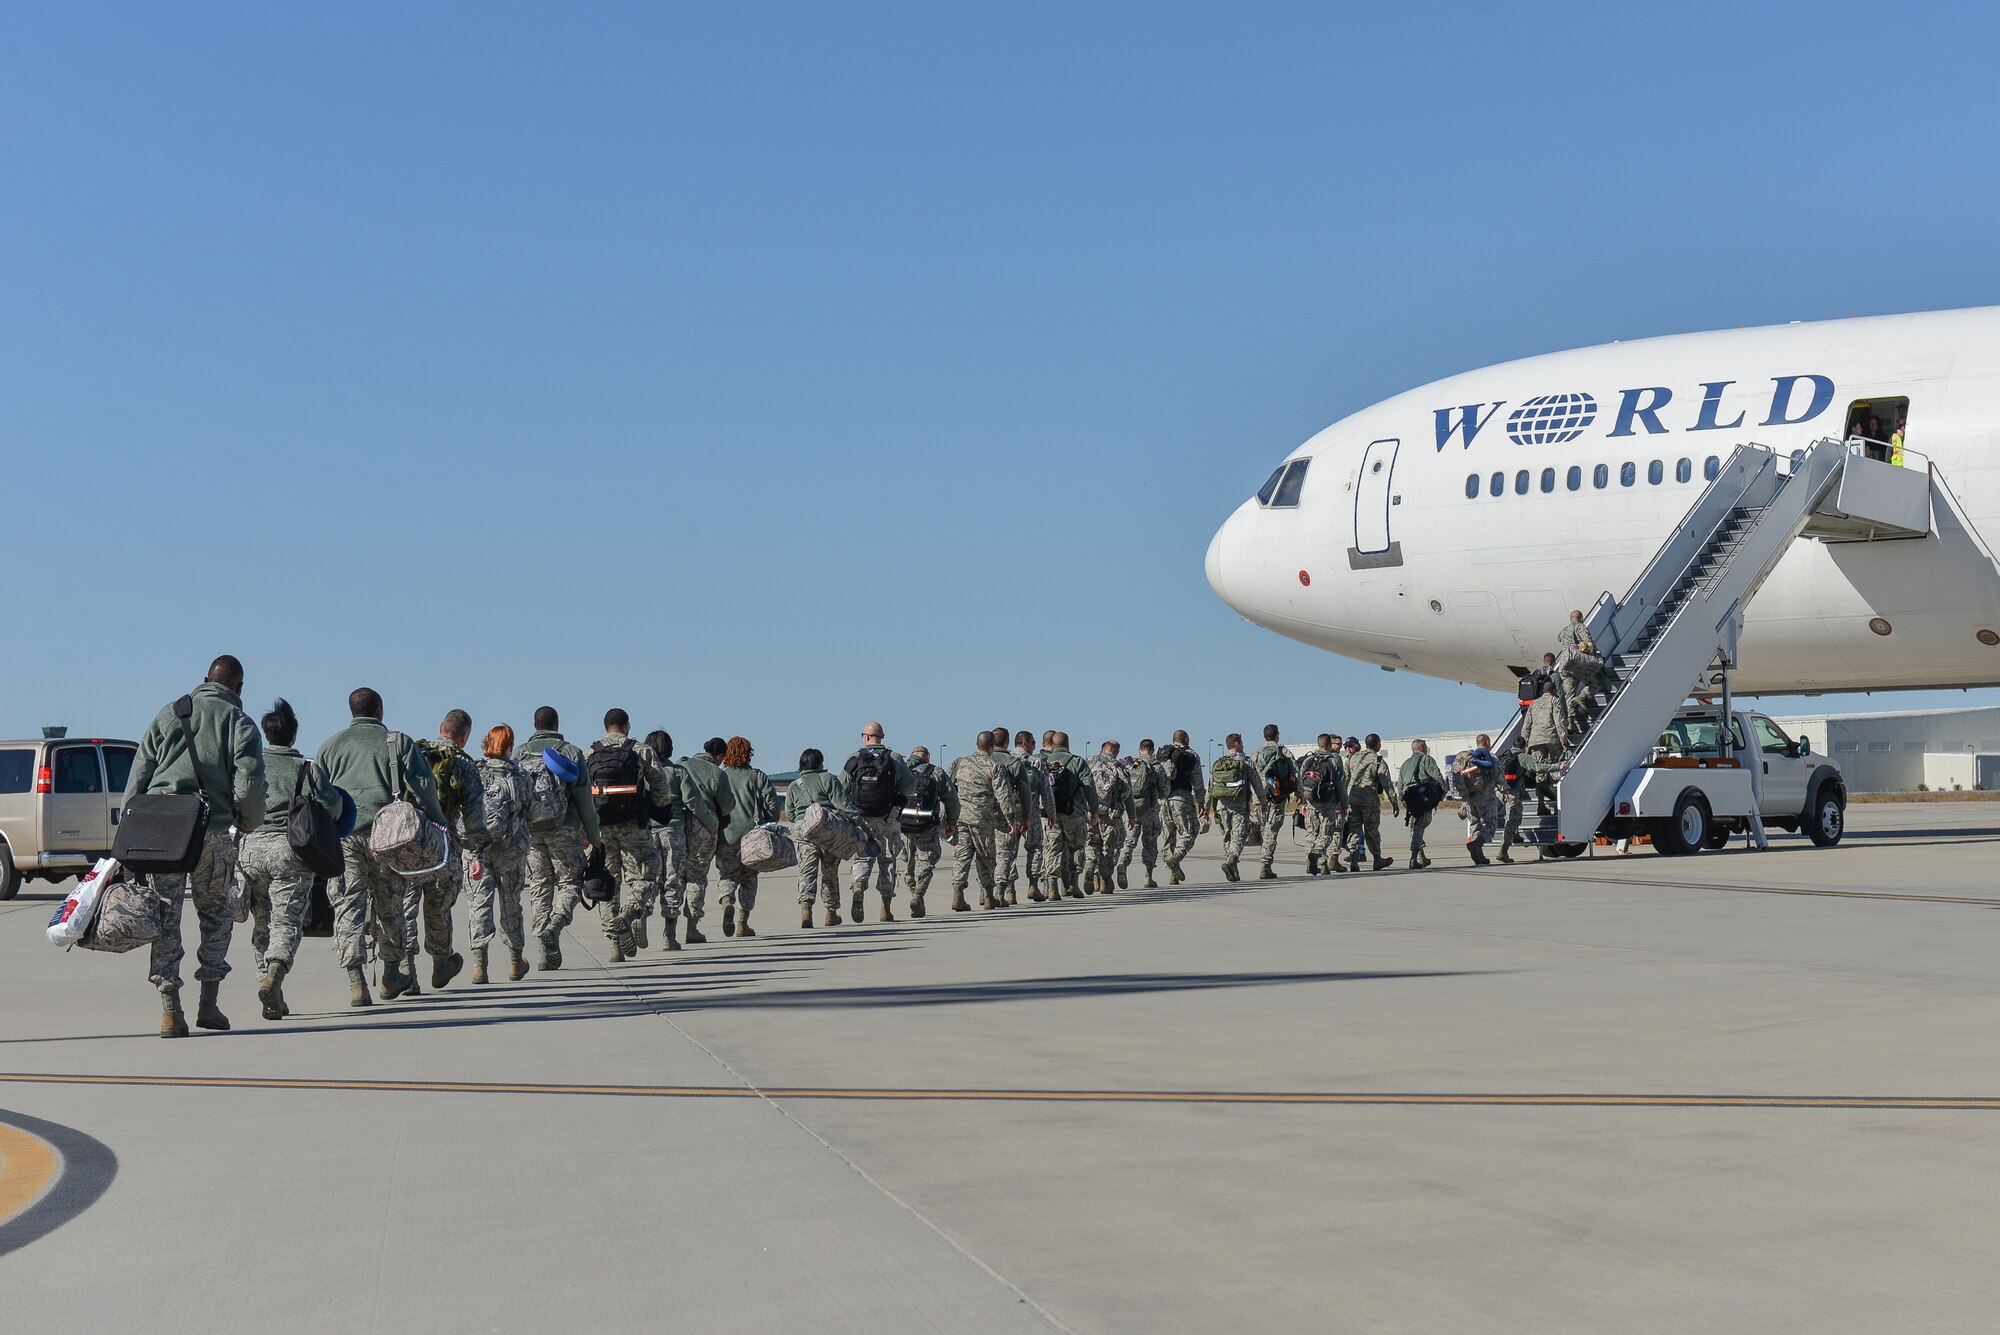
[737,823,798,873]
[1558,648,1604,680]
[369,799,451,878]
[796,804,866,860]
[80,876,164,954]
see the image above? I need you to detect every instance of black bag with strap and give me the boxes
[849,748,899,818]
[287,759,344,877]
[112,695,211,874]
[588,742,647,826]
[1161,744,1199,795]
[900,770,942,834]
[1265,751,1299,801]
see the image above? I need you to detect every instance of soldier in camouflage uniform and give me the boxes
[1250,724,1296,880]
[1398,739,1447,869]
[897,746,959,917]
[1298,734,1346,875]
[1555,611,1604,733]
[237,698,338,1021]
[996,727,1045,904]
[843,723,916,922]
[1083,741,1133,893]
[784,748,857,926]
[643,730,705,950]
[1117,739,1167,888]
[584,709,672,962]
[515,706,601,970]
[1454,738,1501,867]
[1339,734,1399,871]
[677,738,728,943]
[1206,733,1267,882]
[948,731,1022,910]
[317,687,447,1003]
[1494,738,1526,864]
[1155,730,1206,884]
[407,709,479,991]
[124,656,266,1037]
[1037,732,1100,900]
[465,724,533,982]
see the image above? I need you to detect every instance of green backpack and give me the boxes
[1209,754,1250,803]
[417,738,469,823]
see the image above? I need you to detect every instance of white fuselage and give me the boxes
[1205,307,2000,693]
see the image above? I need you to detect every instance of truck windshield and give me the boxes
[1658,717,1748,754]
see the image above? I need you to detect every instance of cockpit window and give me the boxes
[1256,465,1286,506]
[1270,459,1308,507]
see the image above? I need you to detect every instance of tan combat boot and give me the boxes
[347,965,373,1007]
[952,892,971,912]
[471,946,489,985]
[508,947,529,981]
[160,987,188,1039]
[909,895,927,919]
[258,960,290,1020]
[196,981,230,1031]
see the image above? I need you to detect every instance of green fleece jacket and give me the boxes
[1039,748,1099,818]
[717,765,781,844]
[907,760,961,827]
[515,729,602,843]
[783,767,857,822]
[316,718,446,833]
[125,681,266,833]
[255,746,340,835]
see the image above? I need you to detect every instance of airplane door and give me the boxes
[1349,438,1402,568]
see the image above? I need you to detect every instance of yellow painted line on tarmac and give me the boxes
[1,1071,1997,1110]
[1489,869,2000,907]
[0,1120,61,1226]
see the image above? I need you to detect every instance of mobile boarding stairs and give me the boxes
[1492,438,1934,853]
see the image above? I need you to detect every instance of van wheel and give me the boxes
[1653,792,1710,857]
[1803,787,1846,847]
[0,842,18,900]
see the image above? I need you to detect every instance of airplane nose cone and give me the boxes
[1205,521,1231,605]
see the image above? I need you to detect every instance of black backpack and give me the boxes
[1162,745,1199,794]
[849,748,898,818]
[1402,778,1447,816]
[1265,751,1298,800]
[1518,674,1543,701]
[1299,753,1336,804]
[587,743,647,826]
[578,843,615,907]
[1046,760,1083,816]
[900,770,941,834]
[287,759,344,877]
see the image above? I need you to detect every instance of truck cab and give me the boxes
[1597,707,1846,855]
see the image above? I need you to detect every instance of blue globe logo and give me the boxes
[1506,392,1598,446]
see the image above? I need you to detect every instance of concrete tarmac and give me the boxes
[3,805,1999,1332]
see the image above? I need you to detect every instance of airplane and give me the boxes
[1205,306,2000,694]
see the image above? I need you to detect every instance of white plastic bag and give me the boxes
[47,857,116,947]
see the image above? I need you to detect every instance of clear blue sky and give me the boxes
[4,2,1996,766]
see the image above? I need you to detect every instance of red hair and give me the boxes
[723,736,753,768]
[484,724,514,759]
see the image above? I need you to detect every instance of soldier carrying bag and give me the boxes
[369,733,451,877]
[112,695,211,874]
[287,759,345,877]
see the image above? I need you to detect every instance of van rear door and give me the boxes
[102,744,137,839]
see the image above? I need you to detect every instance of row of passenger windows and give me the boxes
[1466,455,1723,500]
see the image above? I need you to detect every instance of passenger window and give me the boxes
[1489,472,1504,498]
[1647,459,1664,485]
[1753,717,1793,755]
[1704,456,1720,480]
[0,749,30,794]
[1514,470,1529,495]
[1465,474,1480,499]
[103,746,136,796]
[1270,459,1308,508]
[1675,457,1692,483]
[1256,465,1286,507]
[1593,463,1609,489]
[1566,466,1582,491]
[1620,462,1636,487]
[1539,468,1555,493]
[51,746,102,794]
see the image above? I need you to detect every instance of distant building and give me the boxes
[1768,707,2000,793]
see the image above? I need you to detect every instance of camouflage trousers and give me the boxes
[1161,795,1201,869]
[898,823,943,898]
[1215,801,1253,874]
[1499,791,1525,851]
[331,834,403,971]
[1000,818,1043,890]
[466,838,528,950]
[648,820,688,918]
[1084,812,1126,888]
[1305,801,1343,862]
[850,814,901,899]
[149,836,238,991]
[525,828,585,942]
[1259,802,1287,872]
[681,819,717,920]
[238,830,312,967]
[1341,799,1384,864]
[1407,807,1434,858]
[1463,788,1502,845]
[400,853,458,962]
[797,843,841,910]
[1119,804,1161,874]
[597,823,659,939]
[714,839,759,917]
[1041,814,1089,895]
[952,821,1000,897]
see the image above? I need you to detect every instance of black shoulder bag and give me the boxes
[287,759,345,877]
[112,695,211,874]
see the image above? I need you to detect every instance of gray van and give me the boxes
[0,737,138,898]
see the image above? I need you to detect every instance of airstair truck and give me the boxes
[1496,438,1931,857]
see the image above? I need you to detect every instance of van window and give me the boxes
[0,750,30,794]
[52,746,103,793]
[104,746,136,796]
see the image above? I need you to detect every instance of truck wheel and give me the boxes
[1550,842,1589,859]
[1702,823,1732,851]
[1803,787,1846,847]
[1653,791,1710,857]
[0,842,18,900]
